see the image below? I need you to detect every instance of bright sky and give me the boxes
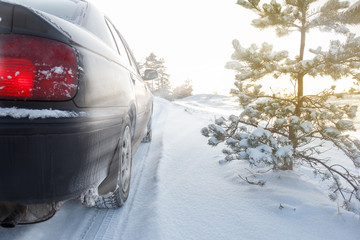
[90,0,360,95]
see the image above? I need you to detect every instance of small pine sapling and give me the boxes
[202,0,360,214]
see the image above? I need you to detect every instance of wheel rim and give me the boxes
[120,126,132,193]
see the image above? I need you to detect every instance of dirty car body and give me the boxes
[0,0,154,225]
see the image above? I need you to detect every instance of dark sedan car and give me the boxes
[0,0,156,227]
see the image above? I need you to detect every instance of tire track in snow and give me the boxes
[93,143,151,240]
[80,209,101,240]
[74,98,169,240]
[93,210,116,240]
[118,97,169,240]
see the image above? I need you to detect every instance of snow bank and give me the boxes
[174,94,242,116]
[156,96,360,240]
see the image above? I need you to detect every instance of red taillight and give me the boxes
[0,58,35,97]
[0,34,78,101]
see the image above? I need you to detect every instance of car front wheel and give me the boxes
[141,116,152,143]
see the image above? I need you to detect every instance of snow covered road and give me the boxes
[1,96,360,240]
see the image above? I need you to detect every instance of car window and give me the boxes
[105,19,132,66]
[3,0,87,24]
[124,44,141,74]
[110,25,141,74]
[104,20,119,53]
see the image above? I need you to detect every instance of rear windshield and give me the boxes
[3,0,87,24]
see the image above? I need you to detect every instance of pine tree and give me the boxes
[173,79,193,99]
[143,53,171,99]
[202,0,360,213]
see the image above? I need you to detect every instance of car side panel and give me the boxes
[131,73,152,141]
[74,46,134,108]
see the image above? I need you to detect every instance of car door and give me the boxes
[125,46,152,122]
[126,54,152,140]
[105,19,151,139]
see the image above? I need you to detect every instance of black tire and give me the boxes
[95,124,133,209]
[141,116,152,143]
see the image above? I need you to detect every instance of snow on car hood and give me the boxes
[0,107,86,120]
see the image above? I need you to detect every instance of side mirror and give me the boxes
[143,69,158,81]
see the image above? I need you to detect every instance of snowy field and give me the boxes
[330,94,360,138]
[1,95,360,240]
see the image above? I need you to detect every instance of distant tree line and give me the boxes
[138,52,193,100]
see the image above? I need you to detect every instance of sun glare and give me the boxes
[90,0,360,96]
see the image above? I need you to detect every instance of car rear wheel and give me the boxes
[94,124,133,209]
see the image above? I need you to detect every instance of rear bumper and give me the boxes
[0,108,126,204]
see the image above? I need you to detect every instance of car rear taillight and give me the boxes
[0,34,78,101]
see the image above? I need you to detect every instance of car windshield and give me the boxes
[3,0,87,24]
